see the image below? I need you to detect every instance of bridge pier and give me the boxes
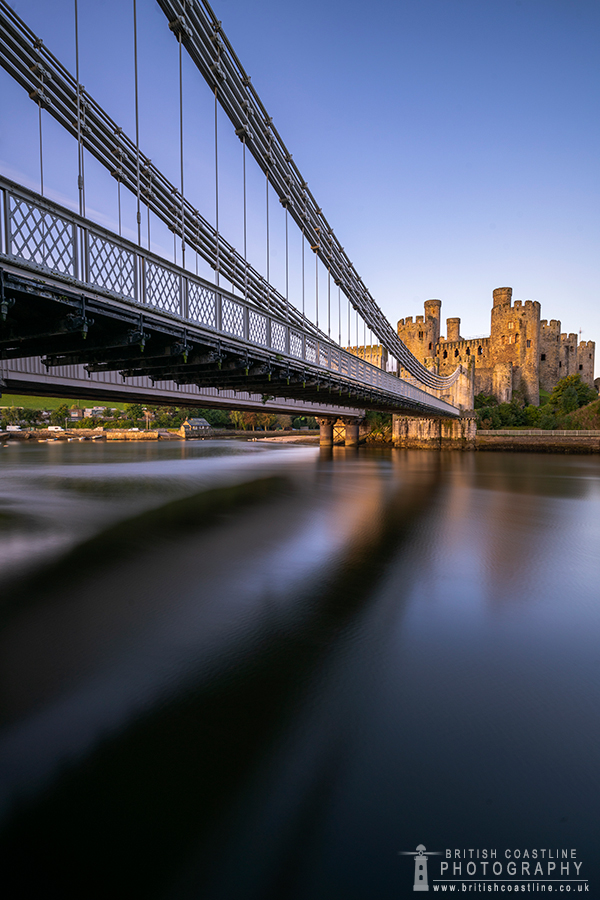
[392,414,476,449]
[316,417,336,446]
[340,417,360,447]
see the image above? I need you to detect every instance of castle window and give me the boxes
[559,362,562,368]
[443,350,448,359]
[466,347,470,355]
[454,349,459,357]
[428,342,432,350]
[526,339,531,348]
[508,335,514,344]
[590,354,593,359]
[477,346,482,356]
[508,322,514,330]
[579,364,583,370]
[541,353,546,361]
[418,331,424,340]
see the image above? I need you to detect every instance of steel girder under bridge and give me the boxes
[0,178,457,418]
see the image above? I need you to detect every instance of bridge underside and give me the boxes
[0,264,455,418]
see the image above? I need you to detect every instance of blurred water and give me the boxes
[0,441,599,899]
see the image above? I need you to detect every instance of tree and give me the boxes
[50,404,70,426]
[124,403,144,421]
[548,375,597,414]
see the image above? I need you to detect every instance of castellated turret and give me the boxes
[398,299,442,370]
[539,319,561,392]
[490,290,540,405]
[577,341,596,389]
[493,287,513,307]
[446,318,461,342]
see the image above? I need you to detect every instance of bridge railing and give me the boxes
[0,177,457,416]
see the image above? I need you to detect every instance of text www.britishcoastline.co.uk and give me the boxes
[432,884,589,892]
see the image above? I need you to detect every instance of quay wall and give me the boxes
[475,431,600,453]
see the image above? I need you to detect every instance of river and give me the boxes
[0,440,599,898]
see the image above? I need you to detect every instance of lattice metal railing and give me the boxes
[87,232,136,298]
[8,194,77,276]
[0,176,458,416]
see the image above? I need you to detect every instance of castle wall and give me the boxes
[347,345,389,369]
[437,336,494,396]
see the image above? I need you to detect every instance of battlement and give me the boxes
[561,333,577,343]
[579,340,595,350]
[511,299,540,311]
[416,315,424,324]
[541,319,561,331]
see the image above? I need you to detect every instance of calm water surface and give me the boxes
[0,440,599,898]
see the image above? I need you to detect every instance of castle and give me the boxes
[396,287,596,406]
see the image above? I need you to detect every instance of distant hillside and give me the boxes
[0,394,127,411]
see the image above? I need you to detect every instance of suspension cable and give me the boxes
[242,136,247,298]
[133,0,140,245]
[327,266,330,339]
[178,30,185,270]
[214,85,219,285]
[265,170,270,311]
[74,0,83,216]
[347,294,350,348]
[315,250,318,330]
[285,206,289,317]
[301,226,305,319]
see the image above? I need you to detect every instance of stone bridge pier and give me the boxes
[316,416,362,446]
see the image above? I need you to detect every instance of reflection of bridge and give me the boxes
[0,0,461,422]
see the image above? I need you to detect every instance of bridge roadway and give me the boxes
[0,178,458,419]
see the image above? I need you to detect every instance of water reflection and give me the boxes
[0,445,599,898]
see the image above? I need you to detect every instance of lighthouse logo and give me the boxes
[400,845,442,891]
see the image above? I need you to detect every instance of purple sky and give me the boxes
[1,0,598,374]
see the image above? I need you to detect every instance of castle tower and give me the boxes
[577,340,596,389]
[446,317,461,343]
[423,299,442,346]
[493,286,513,307]
[398,299,442,369]
[539,319,562,393]
[490,287,540,405]
[559,333,578,378]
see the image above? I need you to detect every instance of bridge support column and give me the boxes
[392,414,476,450]
[316,417,336,446]
[341,417,361,446]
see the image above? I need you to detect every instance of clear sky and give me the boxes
[1,0,599,374]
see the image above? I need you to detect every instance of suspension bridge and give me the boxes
[0,0,463,424]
